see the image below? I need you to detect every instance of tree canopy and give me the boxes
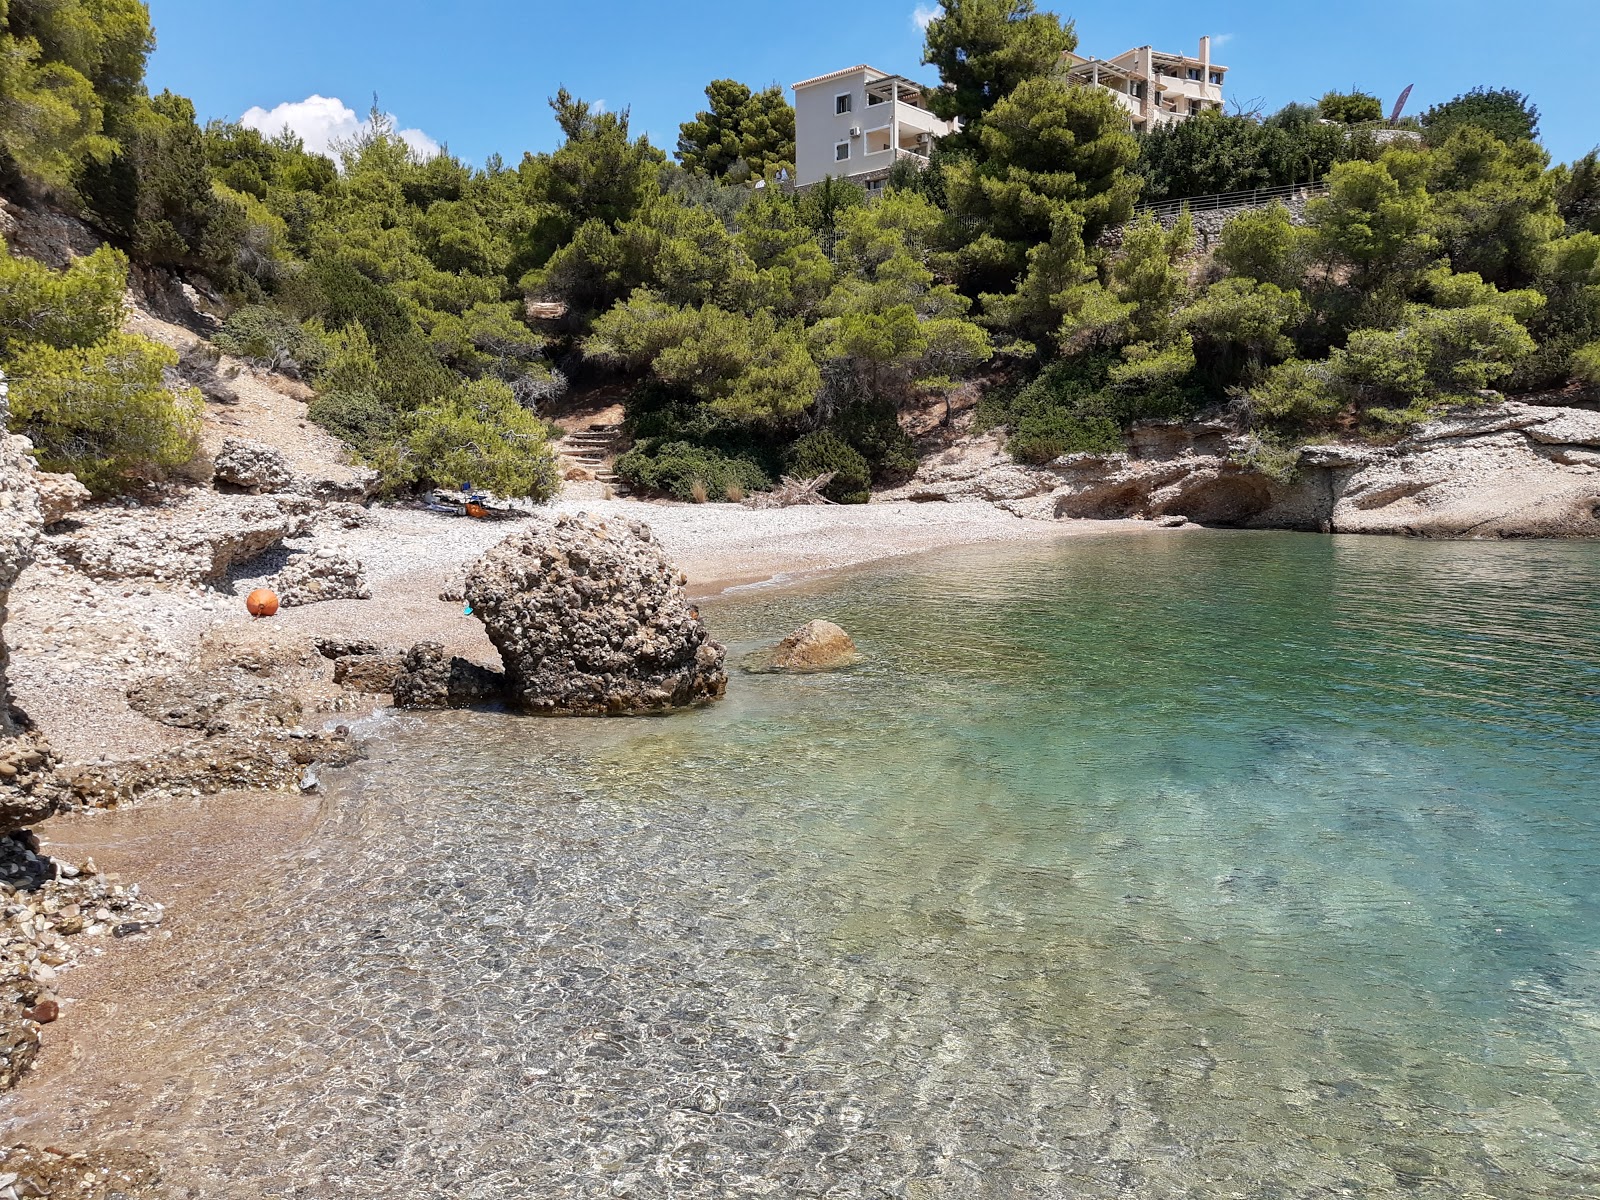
[676,80,794,179]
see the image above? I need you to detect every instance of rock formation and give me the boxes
[464,514,727,715]
[35,471,89,525]
[390,642,505,710]
[743,619,863,673]
[0,419,62,834]
[212,436,297,493]
[268,548,371,606]
[888,399,1600,538]
[47,492,313,584]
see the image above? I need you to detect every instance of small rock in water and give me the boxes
[742,619,863,674]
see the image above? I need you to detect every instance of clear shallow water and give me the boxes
[12,532,1600,1198]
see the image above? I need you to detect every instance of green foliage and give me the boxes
[0,241,125,355]
[7,331,200,491]
[977,355,1125,462]
[1183,277,1307,384]
[590,288,821,422]
[676,80,794,179]
[1316,90,1384,125]
[1306,156,1434,290]
[615,439,771,501]
[1559,151,1600,235]
[1426,128,1561,287]
[212,303,326,372]
[1135,103,1380,203]
[785,430,870,503]
[920,0,1077,145]
[1249,358,1344,426]
[1215,203,1306,290]
[1573,340,1600,386]
[406,379,558,499]
[1421,87,1539,147]
[0,0,152,187]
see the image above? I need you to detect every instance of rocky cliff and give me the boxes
[0,390,62,833]
[889,399,1600,538]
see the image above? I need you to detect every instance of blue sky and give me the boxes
[145,0,1599,166]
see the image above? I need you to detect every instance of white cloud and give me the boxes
[912,4,941,31]
[1211,32,1236,48]
[239,94,441,162]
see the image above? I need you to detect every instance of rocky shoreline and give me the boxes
[888,395,1600,539]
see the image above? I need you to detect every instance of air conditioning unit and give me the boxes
[849,127,862,138]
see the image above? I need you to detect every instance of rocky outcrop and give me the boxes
[0,420,63,836]
[390,642,505,710]
[268,548,370,606]
[34,471,89,526]
[0,427,41,739]
[743,620,863,674]
[125,668,301,735]
[46,491,312,584]
[893,399,1600,539]
[464,514,727,715]
[212,436,297,493]
[1324,403,1600,538]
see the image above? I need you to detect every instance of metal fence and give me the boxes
[1137,179,1331,221]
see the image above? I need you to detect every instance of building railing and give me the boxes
[1136,179,1330,221]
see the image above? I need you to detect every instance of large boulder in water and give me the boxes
[743,620,863,674]
[465,514,726,715]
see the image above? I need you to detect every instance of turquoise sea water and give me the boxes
[13,532,1600,1197]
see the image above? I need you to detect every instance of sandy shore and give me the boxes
[9,495,1171,763]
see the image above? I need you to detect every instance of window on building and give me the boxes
[1187,68,1201,81]
[867,93,886,105]
[1209,70,1224,85]
[835,93,853,115]
[835,142,850,162]
[1189,99,1202,115]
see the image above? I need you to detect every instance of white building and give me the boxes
[1064,37,1228,129]
[789,65,956,190]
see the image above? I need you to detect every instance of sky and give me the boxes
[144,0,1600,167]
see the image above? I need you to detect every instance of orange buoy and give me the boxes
[465,501,489,519]
[246,588,280,617]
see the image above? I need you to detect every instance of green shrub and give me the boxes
[213,304,327,373]
[8,333,202,492]
[407,379,559,499]
[785,430,871,503]
[1573,340,1600,386]
[616,439,771,501]
[1009,411,1124,463]
[306,389,396,451]
[0,244,126,357]
[831,395,918,483]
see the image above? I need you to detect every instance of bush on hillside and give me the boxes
[407,379,560,499]
[212,304,327,374]
[7,333,201,492]
[616,439,771,502]
[784,430,872,503]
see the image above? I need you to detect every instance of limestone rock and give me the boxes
[48,492,311,584]
[465,514,727,715]
[391,642,505,710]
[125,669,301,735]
[34,471,90,525]
[268,549,370,607]
[333,651,405,694]
[212,436,297,493]
[0,427,43,739]
[743,620,863,674]
[0,423,63,835]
